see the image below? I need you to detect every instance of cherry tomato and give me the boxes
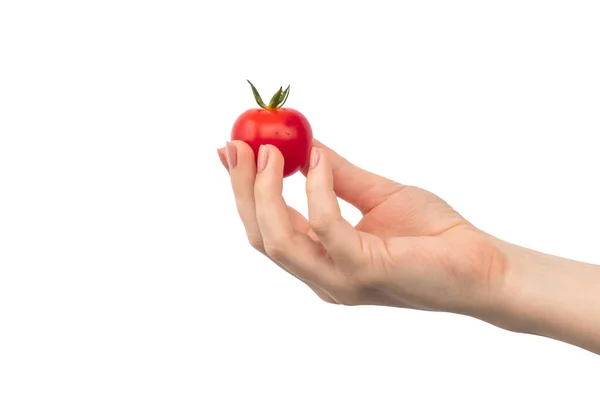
[231,81,313,178]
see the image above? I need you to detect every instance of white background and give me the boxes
[1,1,599,399]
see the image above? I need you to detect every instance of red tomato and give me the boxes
[231,81,313,178]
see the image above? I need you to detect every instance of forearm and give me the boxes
[486,239,600,355]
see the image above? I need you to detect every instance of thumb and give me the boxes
[302,139,403,214]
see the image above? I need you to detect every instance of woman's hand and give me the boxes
[218,139,600,355]
[217,139,507,318]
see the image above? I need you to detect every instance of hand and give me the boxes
[217,139,507,317]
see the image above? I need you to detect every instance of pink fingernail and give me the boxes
[225,142,237,168]
[257,145,269,173]
[217,148,228,170]
[310,148,320,169]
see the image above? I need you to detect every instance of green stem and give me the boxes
[247,80,291,110]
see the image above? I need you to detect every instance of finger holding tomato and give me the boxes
[230,81,313,178]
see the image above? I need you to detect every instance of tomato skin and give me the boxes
[231,107,313,177]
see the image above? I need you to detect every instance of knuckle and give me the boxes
[246,232,265,253]
[309,216,332,235]
[263,241,291,260]
[249,239,265,253]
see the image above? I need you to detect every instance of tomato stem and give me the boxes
[247,80,290,110]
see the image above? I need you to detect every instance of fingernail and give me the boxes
[257,145,269,173]
[310,147,320,169]
[217,148,228,170]
[225,141,237,168]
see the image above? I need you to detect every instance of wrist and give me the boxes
[475,236,600,354]
[475,238,544,334]
[454,233,524,332]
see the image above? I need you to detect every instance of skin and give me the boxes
[217,139,600,356]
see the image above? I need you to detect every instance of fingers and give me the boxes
[305,147,364,263]
[219,142,337,302]
[219,145,315,238]
[302,139,403,215]
[253,144,335,286]
[225,141,265,251]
